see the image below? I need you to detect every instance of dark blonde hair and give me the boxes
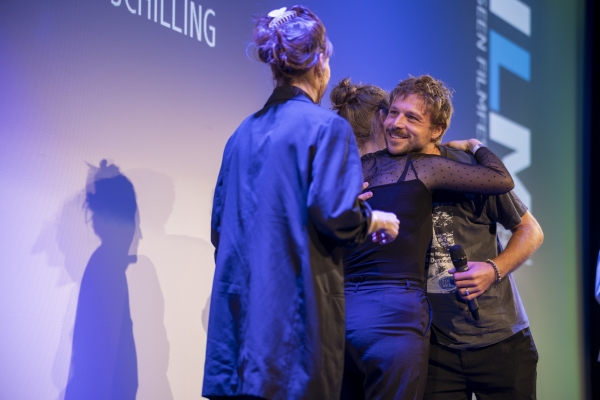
[253,5,332,86]
[390,75,454,143]
[330,78,389,146]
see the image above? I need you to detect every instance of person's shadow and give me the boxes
[64,160,139,399]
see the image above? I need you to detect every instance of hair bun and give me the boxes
[252,6,332,86]
[330,77,360,110]
[330,80,389,144]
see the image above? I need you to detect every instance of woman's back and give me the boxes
[206,86,369,399]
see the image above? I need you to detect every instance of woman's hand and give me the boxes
[369,211,400,245]
[358,181,373,201]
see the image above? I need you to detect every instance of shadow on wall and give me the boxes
[125,168,213,397]
[123,169,174,400]
[31,184,100,397]
[39,160,212,398]
[62,160,141,399]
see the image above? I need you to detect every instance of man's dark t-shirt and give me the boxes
[425,146,529,349]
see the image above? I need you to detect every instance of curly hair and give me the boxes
[252,5,332,86]
[389,75,454,143]
[330,77,389,146]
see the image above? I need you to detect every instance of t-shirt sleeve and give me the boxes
[486,190,529,231]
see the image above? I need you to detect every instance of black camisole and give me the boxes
[343,147,513,282]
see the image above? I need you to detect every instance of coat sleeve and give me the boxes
[211,168,224,252]
[211,137,234,256]
[307,117,371,243]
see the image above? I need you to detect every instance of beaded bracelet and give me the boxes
[485,259,502,283]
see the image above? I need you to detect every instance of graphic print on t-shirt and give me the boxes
[426,202,457,294]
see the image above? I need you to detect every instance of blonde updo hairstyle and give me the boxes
[253,6,333,87]
[330,78,389,147]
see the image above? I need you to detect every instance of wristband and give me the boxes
[472,143,486,154]
[485,259,502,283]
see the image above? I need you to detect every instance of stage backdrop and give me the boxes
[0,0,584,398]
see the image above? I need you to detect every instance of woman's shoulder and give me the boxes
[291,103,355,133]
[361,149,393,161]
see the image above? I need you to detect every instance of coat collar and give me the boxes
[264,85,315,108]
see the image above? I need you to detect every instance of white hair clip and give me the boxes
[268,7,297,28]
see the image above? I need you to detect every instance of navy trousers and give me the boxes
[341,278,432,400]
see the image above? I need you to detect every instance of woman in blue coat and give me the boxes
[202,6,399,400]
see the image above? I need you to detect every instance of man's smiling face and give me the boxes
[383,94,442,155]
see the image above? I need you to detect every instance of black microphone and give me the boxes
[449,244,480,321]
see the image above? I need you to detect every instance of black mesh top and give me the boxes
[344,147,514,281]
[361,147,513,194]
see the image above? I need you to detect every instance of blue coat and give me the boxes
[203,86,371,399]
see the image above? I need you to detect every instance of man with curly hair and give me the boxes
[383,75,543,399]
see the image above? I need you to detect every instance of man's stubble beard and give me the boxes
[385,127,439,156]
[387,144,412,156]
[385,132,428,156]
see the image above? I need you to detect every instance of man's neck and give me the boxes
[421,143,441,155]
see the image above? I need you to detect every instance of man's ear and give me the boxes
[431,126,443,142]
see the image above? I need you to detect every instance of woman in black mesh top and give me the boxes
[331,77,514,400]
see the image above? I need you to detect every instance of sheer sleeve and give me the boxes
[410,147,514,194]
